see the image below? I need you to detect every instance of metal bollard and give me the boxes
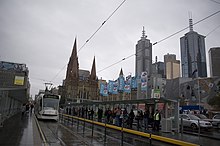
[83,118,85,137]
[77,117,79,132]
[121,117,124,146]
[181,118,183,135]
[72,116,73,126]
[104,117,107,144]
[92,115,94,137]
[198,119,200,140]
[0,114,3,127]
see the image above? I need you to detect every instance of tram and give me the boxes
[35,93,60,121]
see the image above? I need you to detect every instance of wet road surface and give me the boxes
[1,112,220,146]
[0,112,42,146]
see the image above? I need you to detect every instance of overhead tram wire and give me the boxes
[154,10,220,45]
[48,0,127,83]
[205,24,220,37]
[98,54,133,73]
[49,8,220,80]
[98,9,220,73]
[78,0,127,53]
[49,64,67,83]
[209,0,220,5]
[47,0,126,83]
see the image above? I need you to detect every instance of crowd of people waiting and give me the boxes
[63,106,161,131]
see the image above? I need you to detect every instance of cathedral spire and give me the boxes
[119,68,124,76]
[71,37,77,59]
[66,37,79,80]
[90,56,96,80]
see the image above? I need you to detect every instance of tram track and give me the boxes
[38,120,65,146]
[36,114,219,146]
[36,117,91,146]
[60,116,175,146]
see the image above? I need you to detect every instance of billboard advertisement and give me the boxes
[0,61,27,72]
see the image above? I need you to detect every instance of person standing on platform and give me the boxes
[98,108,103,122]
[25,103,30,113]
[136,111,141,130]
[153,109,161,131]
[30,104,34,113]
[21,103,26,116]
[143,108,149,131]
[128,109,135,129]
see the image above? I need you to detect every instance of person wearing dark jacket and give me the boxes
[98,108,103,122]
[143,108,149,130]
[128,109,135,128]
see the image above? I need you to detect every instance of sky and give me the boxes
[0,0,220,97]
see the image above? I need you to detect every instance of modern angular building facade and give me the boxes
[209,47,220,77]
[135,27,152,77]
[180,19,207,78]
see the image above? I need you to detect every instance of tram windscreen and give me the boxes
[43,98,59,110]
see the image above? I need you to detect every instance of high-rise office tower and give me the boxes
[180,18,207,78]
[209,47,220,77]
[164,53,180,79]
[135,27,152,77]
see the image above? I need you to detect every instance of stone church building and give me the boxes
[60,38,98,103]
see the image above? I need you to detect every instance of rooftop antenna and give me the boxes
[189,12,193,32]
[141,26,147,39]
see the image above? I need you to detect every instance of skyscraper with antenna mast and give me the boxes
[135,26,152,77]
[180,17,207,78]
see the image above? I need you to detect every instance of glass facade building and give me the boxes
[180,19,207,78]
[209,47,220,77]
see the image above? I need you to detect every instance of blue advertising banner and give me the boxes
[141,71,148,91]
[0,61,28,72]
[112,81,118,94]
[100,82,104,95]
[108,80,114,94]
[124,80,131,93]
[118,76,125,92]
[131,76,137,89]
[124,75,131,93]
[103,83,108,96]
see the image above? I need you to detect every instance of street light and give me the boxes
[192,69,201,112]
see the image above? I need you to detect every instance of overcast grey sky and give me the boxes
[1,0,220,96]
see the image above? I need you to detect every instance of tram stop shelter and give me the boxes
[64,97,180,133]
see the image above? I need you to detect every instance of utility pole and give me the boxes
[198,78,201,112]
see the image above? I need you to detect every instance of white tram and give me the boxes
[35,93,60,121]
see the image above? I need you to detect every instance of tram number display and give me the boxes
[44,95,59,99]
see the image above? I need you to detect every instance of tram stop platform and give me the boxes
[0,112,42,146]
[1,112,220,146]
